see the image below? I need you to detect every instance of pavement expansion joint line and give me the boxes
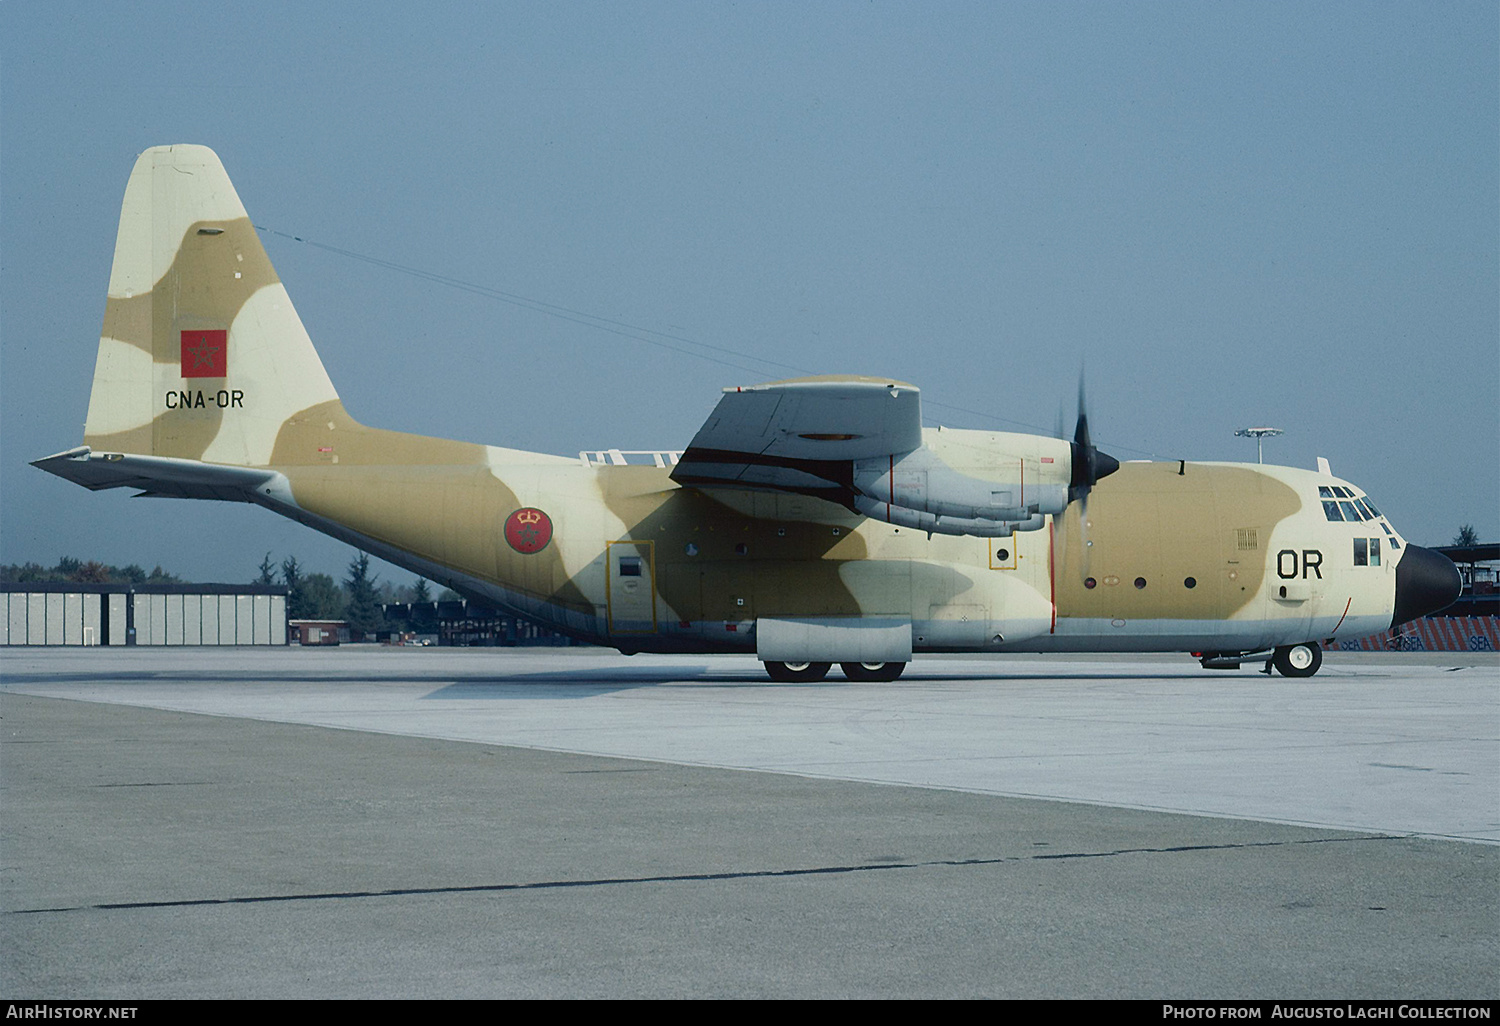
[11,833,1401,916]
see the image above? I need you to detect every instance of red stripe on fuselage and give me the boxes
[1331,596,1352,634]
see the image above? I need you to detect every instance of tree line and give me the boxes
[0,557,181,585]
[256,551,451,637]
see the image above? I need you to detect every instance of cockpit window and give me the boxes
[1354,537,1384,567]
[1319,488,1390,526]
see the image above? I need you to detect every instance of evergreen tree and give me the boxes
[343,551,386,639]
[1454,524,1478,547]
[301,573,345,620]
[256,552,278,585]
[281,555,306,619]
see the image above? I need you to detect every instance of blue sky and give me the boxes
[2,1,1495,583]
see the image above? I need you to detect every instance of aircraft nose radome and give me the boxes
[1391,545,1462,627]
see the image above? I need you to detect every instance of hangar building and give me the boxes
[2,583,288,646]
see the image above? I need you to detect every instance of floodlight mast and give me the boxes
[1234,426,1284,464]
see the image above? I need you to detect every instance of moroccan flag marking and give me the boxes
[504,508,554,554]
[181,329,228,378]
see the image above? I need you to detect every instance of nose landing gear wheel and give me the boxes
[1272,643,1322,678]
[839,661,906,682]
[763,661,832,682]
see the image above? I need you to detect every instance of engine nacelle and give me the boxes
[852,495,1044,537]
[852,427,1072,535]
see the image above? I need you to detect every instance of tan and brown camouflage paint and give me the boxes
[1052,462,1301,621]
[87,217,277,458]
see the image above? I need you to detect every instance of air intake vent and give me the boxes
[1236,528,1259,551]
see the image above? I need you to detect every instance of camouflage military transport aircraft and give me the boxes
[34,145,1462,680]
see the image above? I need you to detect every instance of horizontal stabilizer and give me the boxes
[31,446,279,502]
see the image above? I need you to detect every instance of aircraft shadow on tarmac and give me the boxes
[0,665,1329,695]
[415,665,1297,698]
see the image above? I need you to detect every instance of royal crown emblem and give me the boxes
[504,507,553,554]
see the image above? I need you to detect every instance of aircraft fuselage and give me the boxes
[262,449,1404,658]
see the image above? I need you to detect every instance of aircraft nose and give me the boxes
[1391,545,1462,627]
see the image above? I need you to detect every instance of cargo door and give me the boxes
[607,540,658,635]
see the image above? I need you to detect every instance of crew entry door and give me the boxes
[607,540,658,635]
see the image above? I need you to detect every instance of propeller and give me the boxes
[1062,374,1120,582]
[1068,376,1120,505]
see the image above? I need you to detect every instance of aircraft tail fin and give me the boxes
[82,144,342,467]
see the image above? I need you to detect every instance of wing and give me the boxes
[669,376,922,505]
[670,376,1084,538]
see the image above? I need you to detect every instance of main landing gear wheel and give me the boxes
[840,661,906,682]
[1272,643,1323,678]
[763,661,831,683]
